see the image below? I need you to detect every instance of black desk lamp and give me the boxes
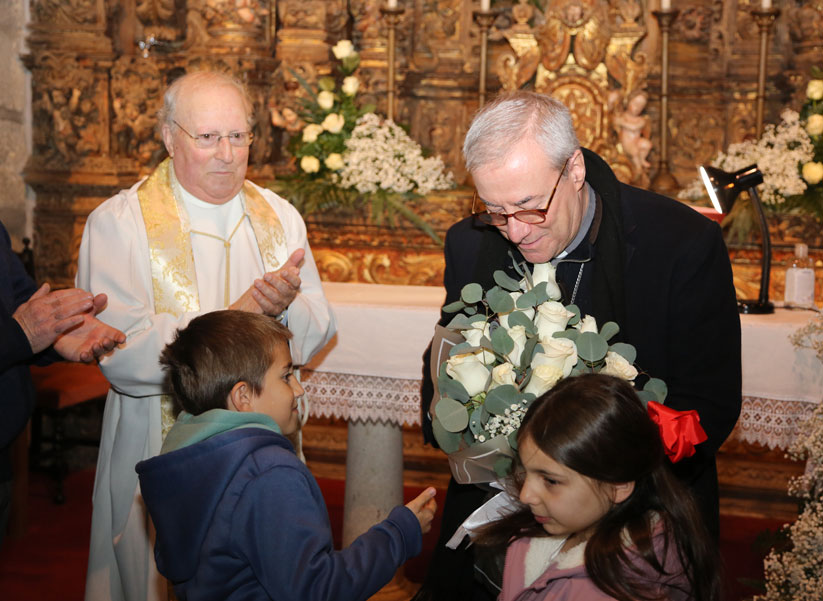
[699,164,774,314]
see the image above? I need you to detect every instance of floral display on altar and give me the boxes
[273,40,454,245]
[754,315,823,601]
[679,68,823,226]
[429,260,705,484]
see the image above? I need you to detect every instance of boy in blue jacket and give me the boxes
[136,310,437,601]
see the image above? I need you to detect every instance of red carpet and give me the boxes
[0,468,789,600]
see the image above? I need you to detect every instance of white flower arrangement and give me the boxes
[753,316,823,601]
[430,259,673,480]
[334,113,454,196]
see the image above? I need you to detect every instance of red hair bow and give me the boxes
[646,400,708,463]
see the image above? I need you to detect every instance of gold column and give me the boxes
[650,8,679,196]
[472,8,498,107]
[380,5,405,122]
[751,7,780,138]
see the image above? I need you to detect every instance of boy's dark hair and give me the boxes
[160,311,292,415]
[475,373,722,601]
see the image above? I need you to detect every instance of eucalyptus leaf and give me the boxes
[443,300,466,313]
[507,429,519,451]
[516,289,538,309]
[554,329,579,341]
[576,331,609,362]
[599,321,620,341]
[461,283,483,304]
[469,413,486,437]
[485,385,521,415]
[445,313,471,331]
[487,286,515,314]
[494,456,514,478]
[491,326,515,357]
[448,342,475,357]
[635,389,657,408]
[465,306,478,316]
[432,417,462,453]
[438,363,470,402]
[507,311,536,335]
[434,397,470,432]
[565,304,581,326]
[522,335,539,368]
[644,377,668,403]
[609,342,636,364]
[570,363,589,376]
[493,270,522,292]
[532,281,550,305]
[463,429,475,445]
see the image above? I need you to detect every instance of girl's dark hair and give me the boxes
[475,373,721,601]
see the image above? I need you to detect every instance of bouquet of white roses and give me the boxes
[430,259,692,485]
[276,39,453,245]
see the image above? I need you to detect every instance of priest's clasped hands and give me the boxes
[230,248,305,317]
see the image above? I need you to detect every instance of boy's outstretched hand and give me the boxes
[406,487,438,534]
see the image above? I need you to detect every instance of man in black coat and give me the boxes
[417,91,741,600]
[0,220,124,544]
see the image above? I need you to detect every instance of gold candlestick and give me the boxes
[380,5,404,122]
[650,8,679,196]
[752,7,780,138]
[472,8,498,107]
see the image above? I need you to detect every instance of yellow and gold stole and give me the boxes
[137,158,287,435]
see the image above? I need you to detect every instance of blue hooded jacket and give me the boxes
[136,411,422,601]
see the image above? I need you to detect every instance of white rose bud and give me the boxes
[461,321,494,363]
[300,155,320,174]
[446,352,491,397]
[528,263,562,300]
[599,351,638,381]
[534,337,578,377]
[489,362,517,390]
[524,364,563,397]
[534,301,574,343]
[499,292,535,329]
[802,161,823,185]
[332,39,355,59]
[324,153,344,170]
[317,91,335,111]
[321,113,346,134]
[806,79,823,101]
[806,114,823,137]
[302,123,324,143]
[342,76,360,96]
[576,315,598,333]
[504,325,528,366]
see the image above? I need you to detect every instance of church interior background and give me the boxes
[2,0,823,526]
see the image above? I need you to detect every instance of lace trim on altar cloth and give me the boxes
[300,369,422,426]
[734,396,818,449]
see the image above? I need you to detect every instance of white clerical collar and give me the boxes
[551,184,596,265]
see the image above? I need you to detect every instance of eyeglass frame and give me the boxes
[471,157,570,226]
[173,120,254,148]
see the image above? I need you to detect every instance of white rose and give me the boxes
[321,113,346,134]
[528,263,562,300]
[446,352,491,397]
[802,162,823,185]
[504,325,528,366]
[498,292,535,329]
[490,362,517,390]
[523,364,563,397]
[317,90,335,110]
[533,337,578,377]
[324,153,344,170]
[332,40,355,59]
[342,76,360,96]
[300,155,320,173]
[599,351,638,381]
[576,315,598,333]
[534,301,574,343]
[302,123,324,143]
[807,79,823,101]
[461,321,495,363]
[806,114,823,136]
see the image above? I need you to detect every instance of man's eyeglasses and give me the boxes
[173,120,254,149]
[472,157,569,226]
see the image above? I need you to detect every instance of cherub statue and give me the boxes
[610,89,652,173]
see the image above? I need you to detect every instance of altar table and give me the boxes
[301,284,822,542]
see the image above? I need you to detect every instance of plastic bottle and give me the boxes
[784,243,815,308]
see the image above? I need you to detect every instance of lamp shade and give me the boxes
[699,164,764,214]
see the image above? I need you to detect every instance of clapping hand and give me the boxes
[230,248,304,316]
[14,284,97,354]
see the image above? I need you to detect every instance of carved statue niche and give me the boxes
[135,0,184,49]
[496,0,649,186]
[110,57,164,167]
[30,53,105,165]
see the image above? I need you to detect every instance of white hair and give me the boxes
[157,70,254,131]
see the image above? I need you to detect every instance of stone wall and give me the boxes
[0,0,31,248]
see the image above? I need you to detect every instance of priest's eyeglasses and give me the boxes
[472,158,569,226]
[174,120,254,149]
